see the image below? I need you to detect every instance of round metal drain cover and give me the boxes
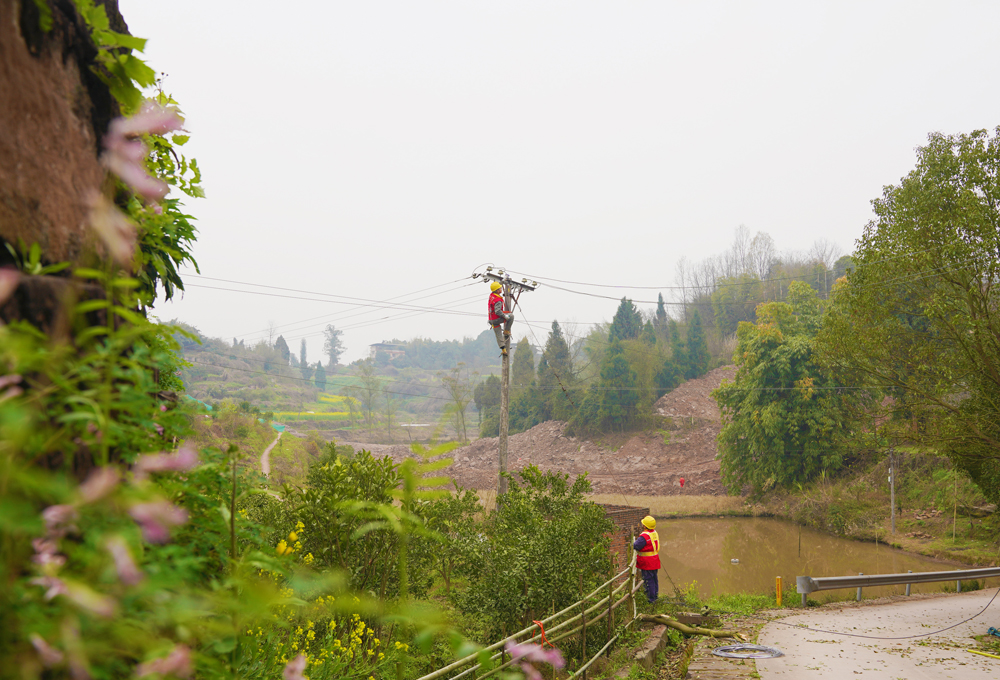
[711,644,784,659]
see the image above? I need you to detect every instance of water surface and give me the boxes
[655,517,997,600]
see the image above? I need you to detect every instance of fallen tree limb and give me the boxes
[639,614,744,639]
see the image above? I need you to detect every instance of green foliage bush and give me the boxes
[458,466,613,638]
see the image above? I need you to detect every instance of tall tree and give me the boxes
[653,293,669,339]
[598,340,640,430]
[640,320,656,346]
[511,337,536,392]
[473,374,502,434]
[323,324,345,367]
[314,361,327,391]
[345,359,383,434]
[274,335,291,363]
[683,310,710,379]
[818,127,1000,504]
[537,321,575,421]
[438,363,474,442]
[667,318,686,371]
[608,297,643,343]
[299,339,312,382]
[714,282,859,495]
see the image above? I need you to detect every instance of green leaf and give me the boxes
[121,55,157,88]
[172,135,190,146]
[75,299,111,314]
[106,32,147,52]
[31,0,53,32]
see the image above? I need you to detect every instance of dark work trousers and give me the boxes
[491,319,512,351]
[640,568,659,603]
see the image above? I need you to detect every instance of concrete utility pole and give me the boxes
[479,268,537,501]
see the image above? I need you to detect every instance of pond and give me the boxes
[654,516,998,601]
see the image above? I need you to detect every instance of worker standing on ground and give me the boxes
[487,281,514,356]
[633,515,660,604]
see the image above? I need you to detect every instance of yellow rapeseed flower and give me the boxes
[288,531,298,541]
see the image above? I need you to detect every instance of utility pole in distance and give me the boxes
[479,267,537,502]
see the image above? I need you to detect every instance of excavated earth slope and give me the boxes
[343,365,736,496]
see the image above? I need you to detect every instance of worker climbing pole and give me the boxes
[478,267,537,501]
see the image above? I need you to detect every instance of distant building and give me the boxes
[369,342,406,361]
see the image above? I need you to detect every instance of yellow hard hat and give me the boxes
[490,281,502,293]
[641,516,656,530]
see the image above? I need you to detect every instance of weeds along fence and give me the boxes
[417,556,642,680]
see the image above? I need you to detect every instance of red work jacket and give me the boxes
[636,530,661,570]
[488,292,507,326]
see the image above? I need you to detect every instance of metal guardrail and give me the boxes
[796,567,1000,606]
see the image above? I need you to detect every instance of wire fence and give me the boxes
[416,555,642,680]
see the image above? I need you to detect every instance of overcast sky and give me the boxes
[119,1,1000,364]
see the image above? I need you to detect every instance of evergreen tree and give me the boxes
[653,293,669,339]
[314,361,327,391]
[654,357,682,398]
[537,321,575,421]
[640,320,656,346]
[667,318,686,372]
[598,340,639,430]
[274,335,291,363]
[299,339,313,382]
[684,310,710,379]
[511,337,535,391]
[609,297,643,342]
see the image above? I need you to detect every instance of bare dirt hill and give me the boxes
[339,366,736,497]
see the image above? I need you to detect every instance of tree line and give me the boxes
[714,126,1000,507]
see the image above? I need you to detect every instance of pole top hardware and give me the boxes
[481,270,539,292]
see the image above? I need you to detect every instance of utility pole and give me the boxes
[478,267,537,502]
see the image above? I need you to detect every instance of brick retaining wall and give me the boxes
[601,504,650,573]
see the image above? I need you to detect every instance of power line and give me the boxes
[232,278,473,340]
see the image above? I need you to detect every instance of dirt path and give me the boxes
[260,431,282,477]
[757,589,999,679]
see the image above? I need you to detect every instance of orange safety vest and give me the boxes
[636,530,660,570]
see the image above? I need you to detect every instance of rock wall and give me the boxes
[0,0,126,267]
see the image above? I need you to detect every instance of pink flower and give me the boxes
[129,501,188,543]
[103,103,182,202]
[134,446,199,481]
[30,575,68,600]
[136,644,192,678]
[32,538,65,569]
[0,268,19,305]
[65,582,117,618]
[112,101,185,137]
[105,536,144,586]
[78,467,120,504]
[41,505,78,535]
[29,634,64,667]
[504,642,565,680]
[282,654,307,680]
[155,424,164,435]
[87,193,137,267]
[0,374,21,391]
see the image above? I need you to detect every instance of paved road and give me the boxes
[757,589,1000,679]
